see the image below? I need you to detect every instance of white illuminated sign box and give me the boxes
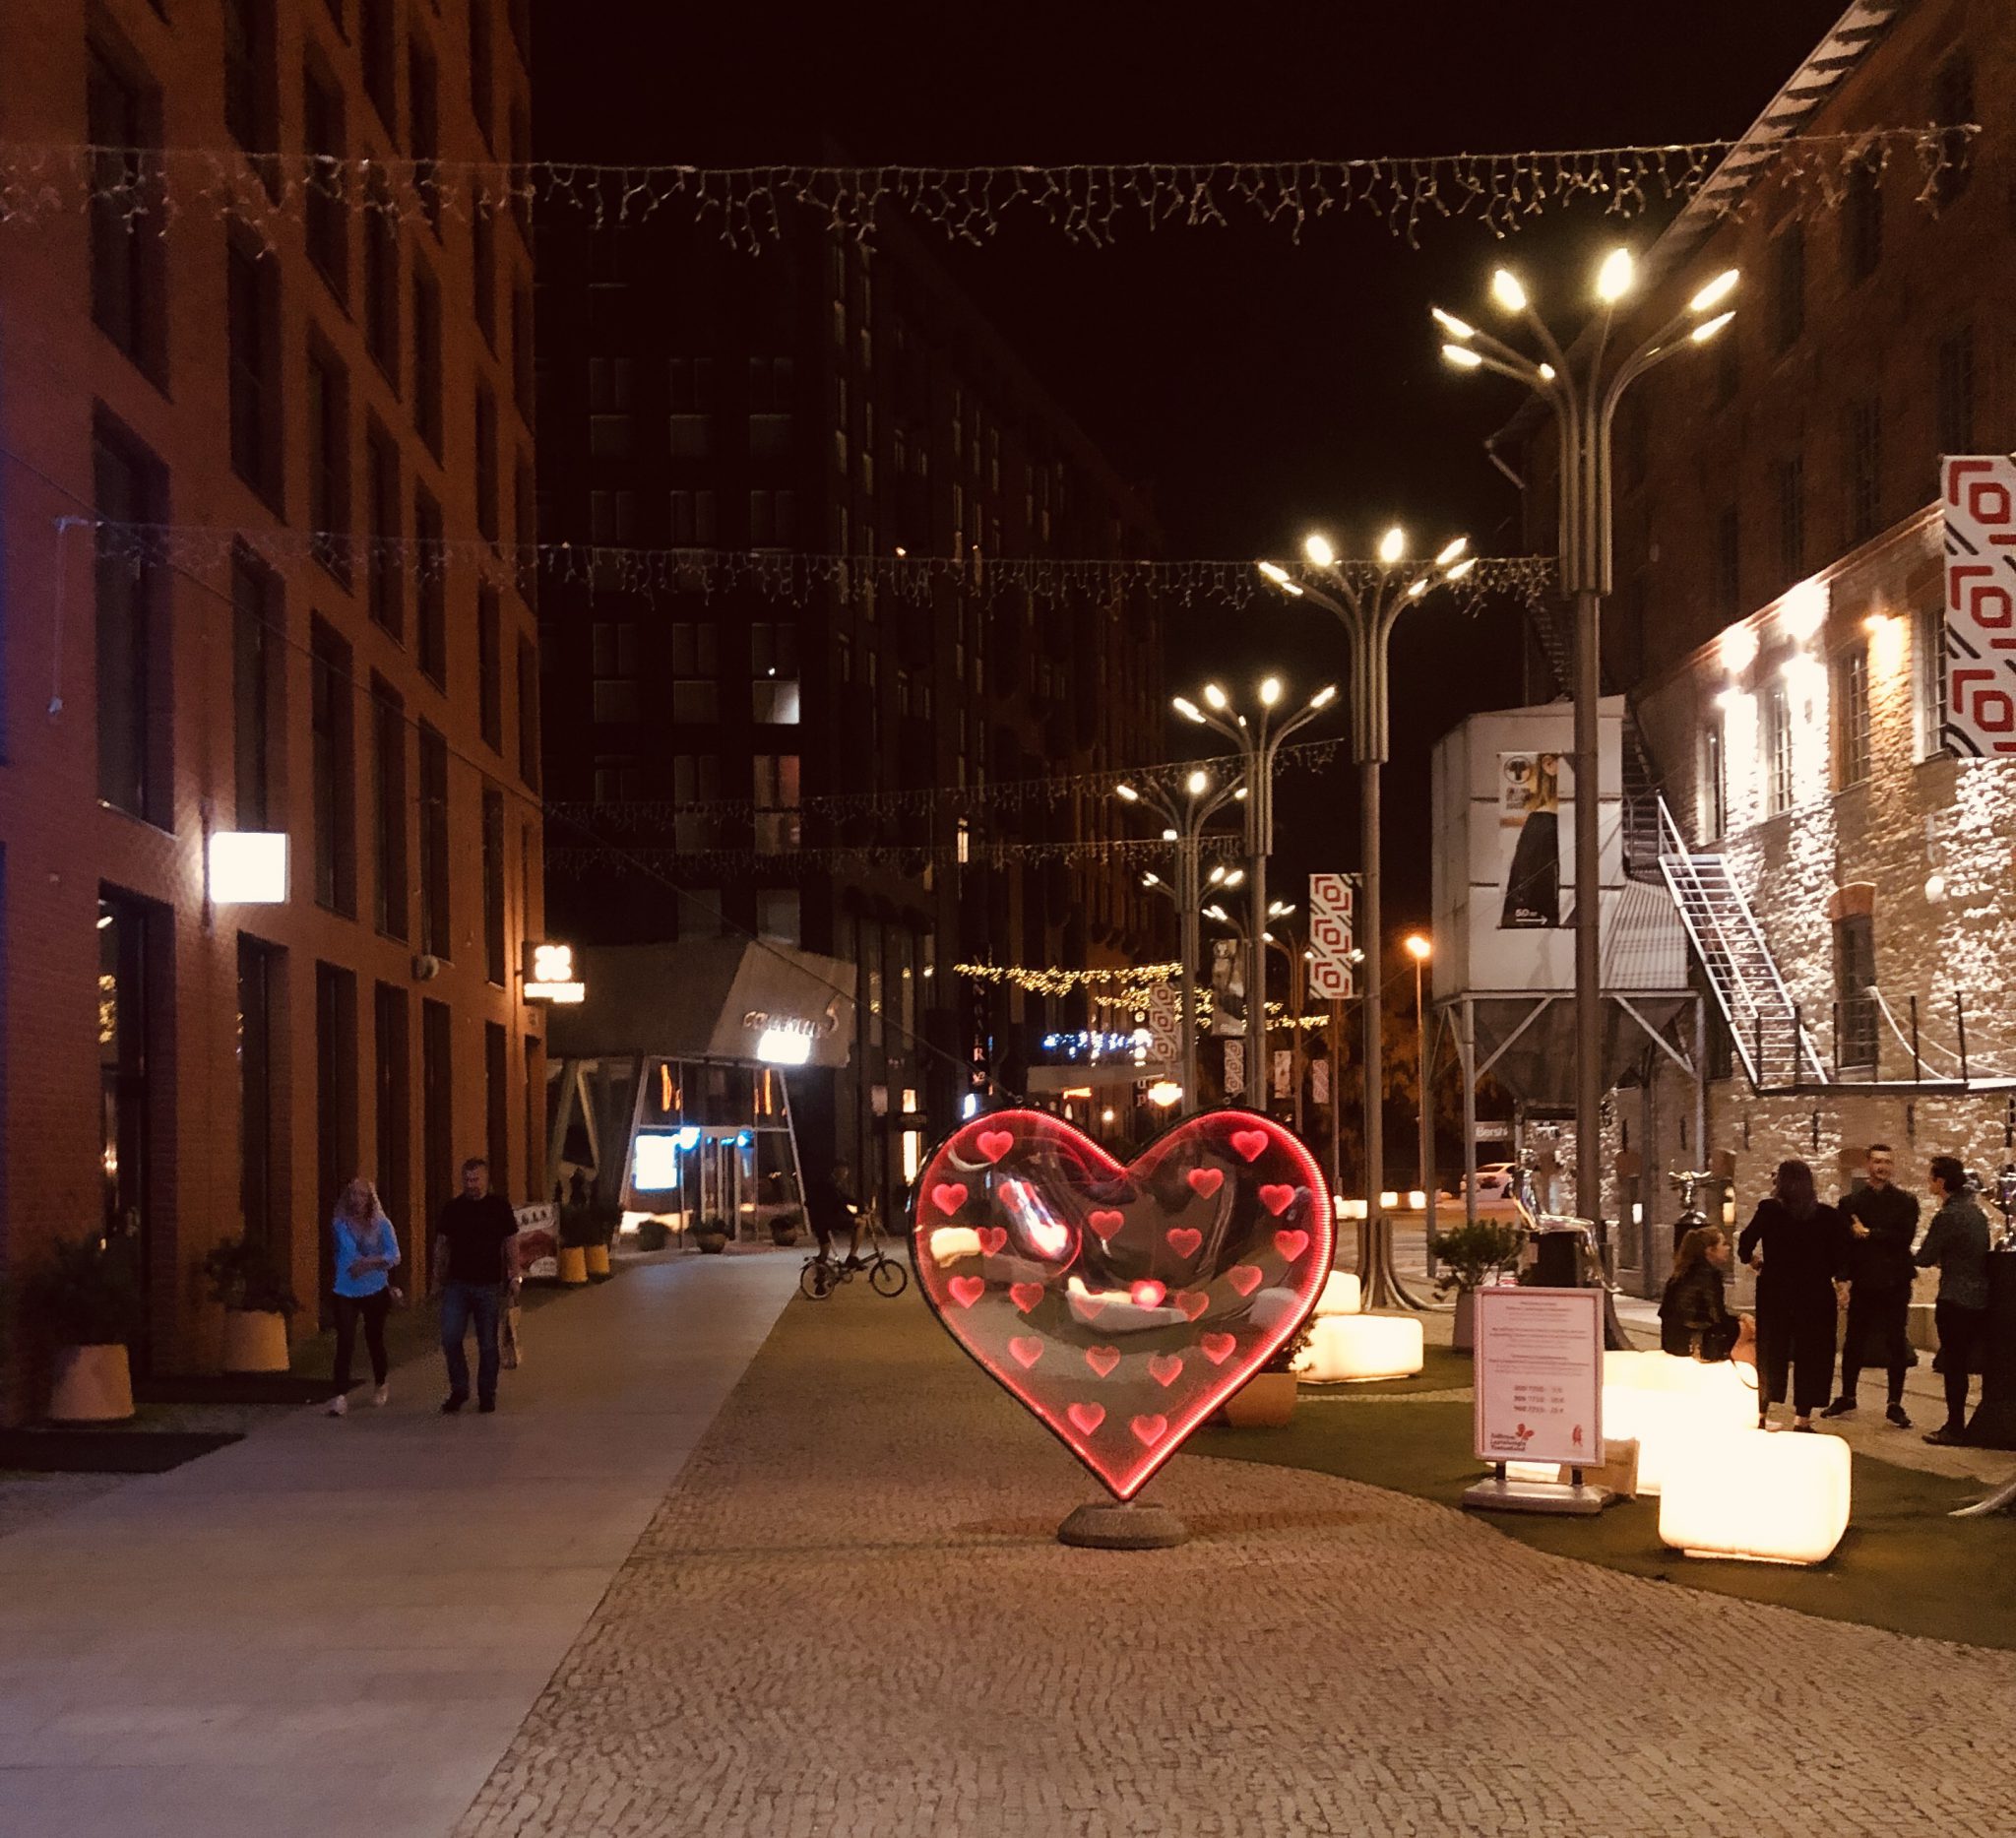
[631,1134,682,1191]
[524,941,586,1003]
[756,1027,813,1065]
[208,832,288,905]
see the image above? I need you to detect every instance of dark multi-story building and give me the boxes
[0,0,543,1413]
[536,211,1167,1215]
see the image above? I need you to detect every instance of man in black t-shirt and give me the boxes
[433,1157,521,1414]
[1822,1142,1921,1428]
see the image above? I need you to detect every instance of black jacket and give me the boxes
[1837,1181,1920,1290]
[1659,1262,1739,1360]
[1737,1197,1852,1306]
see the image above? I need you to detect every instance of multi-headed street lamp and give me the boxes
[1120,765,1246,1108]
[1433,249,1736,1235]
[1173,677,1337,1082]
[1203,896,1310,1131]
[1258,531,1473,1307]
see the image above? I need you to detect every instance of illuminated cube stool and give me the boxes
[925,1227,984,1263]
[1601,1351,1759,1495]
[1295,1312,1424,1383]
[1659,1427,1852,1565]
[1314,1270,1362,1317]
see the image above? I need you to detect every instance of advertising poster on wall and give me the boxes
[1473,1286,1605,1469]
[1497,750,1572,928]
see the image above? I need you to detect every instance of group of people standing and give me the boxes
[323,1156,523,1417]
[1660,1144,1995,1443]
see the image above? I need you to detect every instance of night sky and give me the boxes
[536,0,1849,935]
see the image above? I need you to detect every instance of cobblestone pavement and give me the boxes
[458,1285,2016,1838]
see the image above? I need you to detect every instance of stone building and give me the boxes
[0,0,543,1411]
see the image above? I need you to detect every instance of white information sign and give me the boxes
[1472,1286,1604,1469]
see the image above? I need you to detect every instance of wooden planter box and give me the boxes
[220,1309,291,1373]
[49,1344,135,1425]
[1221,1370,1297,1427]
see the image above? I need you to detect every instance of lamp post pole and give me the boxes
[1406,932,1436,1268]
[1259,535,1473,1309]
[1434,254,1737,1240]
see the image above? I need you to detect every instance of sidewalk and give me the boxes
[0,1252,800,1838]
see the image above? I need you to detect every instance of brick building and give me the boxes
[1505,0,2013,1275]
[0,0,543,1411]
[535,209,1167,1219]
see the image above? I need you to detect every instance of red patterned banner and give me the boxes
[1943,456,2016,758]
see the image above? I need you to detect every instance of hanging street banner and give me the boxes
[1473,1286,1605,1469]
[1145,981,1181,1065]
[1307,872,1355,1000]
[1943,455,2016,758]
[1224,1040,1245,1098]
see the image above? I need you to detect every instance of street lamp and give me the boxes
[1116,767,1245,1110]
[1405,932,1436,1260]
[1257,533,1473,1306]
[1173,677,1337,1089]
[1434,251,1734,1240]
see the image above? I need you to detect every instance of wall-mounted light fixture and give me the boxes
[524,942,586,1003]
[207,832,288,904]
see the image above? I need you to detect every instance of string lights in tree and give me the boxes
[0,127,1972,247]
[954,961,1181,998]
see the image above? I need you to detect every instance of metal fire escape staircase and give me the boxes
[1654,799,1828,1092]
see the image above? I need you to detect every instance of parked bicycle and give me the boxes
[799,1197,909,1300]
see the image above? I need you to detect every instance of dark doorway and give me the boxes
[97,891,157,1370]
[314,962,358,1325]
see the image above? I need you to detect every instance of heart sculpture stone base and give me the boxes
[912,1107,1334,1502]
[1055,1500,1189,1550]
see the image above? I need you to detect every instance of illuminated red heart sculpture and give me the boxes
[911,1109,1333,1500]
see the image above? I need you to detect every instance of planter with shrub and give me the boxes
[634,1216,671,1252]
[201,1235,302,1373]
[1426,1219,1527,1351]
[768,1208,804,1248]
[1222,1315,1315,1427]
[692,1215,732,1255]
[28,1236,142,1423]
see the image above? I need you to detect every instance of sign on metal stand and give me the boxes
[1463,1285,1609,1515]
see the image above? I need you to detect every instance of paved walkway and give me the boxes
[459,1280,2016,1838]
[0,1253,800,1838]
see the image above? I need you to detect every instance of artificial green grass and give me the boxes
[1194,1397,2016,1651]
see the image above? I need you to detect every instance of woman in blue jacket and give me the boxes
[328,1177,401,1417]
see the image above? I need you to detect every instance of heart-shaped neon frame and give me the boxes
[910,1108,1333,1501]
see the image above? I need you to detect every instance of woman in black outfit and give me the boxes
[1736,1159,1852,1431]
[1659,1225,1753,1364]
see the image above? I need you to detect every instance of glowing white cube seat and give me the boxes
[1314,1270,1362,1317]
[1601,1350,1759,1495]
[925,1227,983,1262]
[1295,1312,1424,1382]
[1659,1427,1852,1565]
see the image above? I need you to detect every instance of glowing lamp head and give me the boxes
[1302,534,1335,567]
[1490,268,1528,313]
[1222,868,1245,890]
[1444,557,1477,582]
[1308,683,1338,709]
[1430,305,1477,342]
[1442,344,1484,370]
[1378,526,1407,565]
[1435,536,1470,567]
[1691,311,1734,344]
[1405,933,1431,962]
[1172,696,1205,724]
[1257,560,1301,596]
[1114,782,1140,802]
[1185,768,1209,796]
[1140,871,1161,889]
[1202,682,1228,713]
[1595,247,1635,303]
[1258,675,1283,708]
[1162,827,1178,842]
[1689,269,1739,314]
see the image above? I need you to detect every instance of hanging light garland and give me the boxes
[956,961,1180,997]
[0,127,1970,247]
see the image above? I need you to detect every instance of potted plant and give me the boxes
[1223,1316,1315,1427]
[768,1207,804,1248]
[692,1214,732,1255]
[634,1216,670,1252]
[28,1236,142,1423]
[200,1234,301,1372]
[1427,1219,1527,1351]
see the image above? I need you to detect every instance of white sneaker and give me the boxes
[372,1384,390,1408]
[327,1394,348,1417]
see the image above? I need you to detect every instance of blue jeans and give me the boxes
[440,1280,504,1404]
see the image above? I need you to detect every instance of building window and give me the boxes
[303,59,347,299]
[1918,606,1951,760]
[1937,327,1975,456]
[415,486,447,686]
[1932,48,1975,208]
[749,355,794,458]
[472,207,497,349]
[1700,721,1726,843]
[88,45,163,376]
[668,357,714,457]
[477,584,502,747]
[371,675,409,939]
[676,886,724,938]
[475,382,500,541]
[1714,505,1739,617]
[94,422,163,822]
[668,489,717,546]
[226,236,282,502]
[1769,222,1803,353]
[751,622,800,723]
[671,621,719,722]
[366,421,403,637]
[511,283,534,420]
[364,170,399,383]
[418,724,450,956]
[1774,454,1804,583]
[1844,154,1882,283]
[1765,681,1794,816]
[223,0,278,158]
[754,754,800,852]
[410,256,443,455]
[306,346,350,581]
[1834,913,1878,1070]
[589,356,633,458]
[481,789,507,985]
[1847,397,1882,544]
[594,754,642,803]
[409,34,440,229]
[231,548,278,829]
[672,753,719,850]
[589,489,635,546]
[468,0,493,147]
[360,0,395,127]
[517,635,540,790]
[750,489,794,548]
[421,996,453,1239]
[373,982,410,1251]
[514,451,536,571]
[592,620,639,724]
[310,619,356,916]
[238,937,282,1247]
[757,890,801,946]
[1833,645,1870,789]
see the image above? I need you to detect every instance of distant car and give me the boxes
[1463,1163,1517,1201]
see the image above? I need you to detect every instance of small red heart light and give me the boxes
[912,1109,1332,1500]
[930,1181,970,1217]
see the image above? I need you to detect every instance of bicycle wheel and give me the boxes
[869,1254,909,1298]
[799,1258,837,1301]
